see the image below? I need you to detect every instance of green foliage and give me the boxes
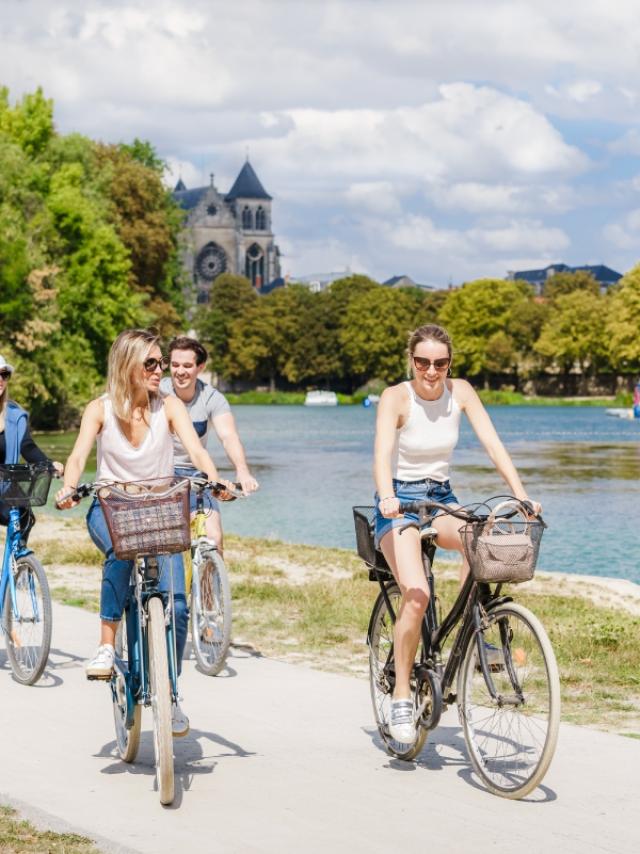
[0,86,185,427]
[543,269,600,300]
[606,264,640,372]
[535,290,609,376]
[439,278,534,378]
[196,273,259,373]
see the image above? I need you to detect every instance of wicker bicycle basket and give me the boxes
[0,463,53,507]
[98,477,191,561]
[459,514,544,584]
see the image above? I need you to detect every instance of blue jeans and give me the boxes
[86,499,189,675]
[174,466,220,514]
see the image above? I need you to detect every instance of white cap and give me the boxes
[0,354,15,374]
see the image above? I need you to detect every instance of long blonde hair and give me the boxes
[106,329,161,421]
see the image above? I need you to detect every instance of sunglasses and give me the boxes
[0,370,12,380]
[413,356,450,372]
[143,356,169,373]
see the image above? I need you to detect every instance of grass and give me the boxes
[0,805,99,853]
[477,389,633,407]
[37,520,640,731]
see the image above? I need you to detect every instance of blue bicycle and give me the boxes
[1,463,53,685]
[69,476,195,806]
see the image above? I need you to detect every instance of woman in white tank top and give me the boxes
[373,323,540,744]
[56,329,230,737]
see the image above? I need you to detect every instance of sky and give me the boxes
[2,0,640,287]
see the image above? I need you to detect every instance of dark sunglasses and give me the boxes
[0,369,12,380]
[413,356,450,372]
[143,356,169,372]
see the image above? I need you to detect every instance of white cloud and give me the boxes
[609,129,640,156]
[604,208,640,249]
[344,182,402,215]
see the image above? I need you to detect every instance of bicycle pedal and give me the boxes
[86,672,113,681]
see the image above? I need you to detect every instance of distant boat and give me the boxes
[304,390,338,407]
[605,408,635,419]
[362,394,381,408]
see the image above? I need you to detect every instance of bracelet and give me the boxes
[379,495,395,503]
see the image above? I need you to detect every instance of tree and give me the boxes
[0,86,54,157]
[339,287,417,385]
[535,290,609,387]
[438,278,535,382]
[606,264,640,373]
[542,270,600,301]
[196,274,259,374]
[225,286,303,389]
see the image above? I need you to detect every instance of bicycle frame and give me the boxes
[112,555,179,727]
[0,507,35,625]
[370,535,514,709]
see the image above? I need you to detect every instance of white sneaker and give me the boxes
[389,698,416,744]
[86,644,115,679]
[172,700,190,738]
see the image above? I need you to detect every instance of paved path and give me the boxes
[1,601,638,854]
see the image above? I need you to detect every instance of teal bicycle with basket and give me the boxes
[0,462,54,685]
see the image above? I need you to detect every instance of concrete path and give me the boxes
[1,601,638,854]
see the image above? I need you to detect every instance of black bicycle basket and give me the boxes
[352,506,390,572]
[0,463,53,507]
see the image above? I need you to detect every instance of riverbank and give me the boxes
[29,517,640,735]
[222,389,635,406]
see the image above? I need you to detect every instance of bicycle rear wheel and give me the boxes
[2,554,52,685]
[112,619,141,762]
[368,583,427,760]
[191,546,232,676]
[147,595,174,805]
[457,602,560,799]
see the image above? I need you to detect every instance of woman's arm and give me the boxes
[164,397,220,483]
[373,386,405,517]
[455,380,530,501]
[55,399,104,507]
[20,425,64,475]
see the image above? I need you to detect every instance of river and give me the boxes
[37,405,640,583]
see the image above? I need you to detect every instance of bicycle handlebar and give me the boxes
[55,477,246,509]
[397,496,544,526]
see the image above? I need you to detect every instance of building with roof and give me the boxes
[173,160,281,303]
[383,274,434,290]
[506,263,622,295]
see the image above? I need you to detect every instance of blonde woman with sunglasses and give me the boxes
[373,323,540,744]
[56,329,231,737]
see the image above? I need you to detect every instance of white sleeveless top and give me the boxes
[392,381,461,482]
[96,396,174,483]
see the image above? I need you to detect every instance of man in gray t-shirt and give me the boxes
[161,336,259,551]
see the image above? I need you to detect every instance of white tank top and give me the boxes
[96,396,174,483]
[392,381,461,482]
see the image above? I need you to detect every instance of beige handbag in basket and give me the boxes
[475,500,535,583]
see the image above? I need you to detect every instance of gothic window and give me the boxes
[195,242,227,282]
[197,289,209,304]
[206,204,218,216]
[255,206,266,230]
[242,206,253,230]
[245,243,264,289]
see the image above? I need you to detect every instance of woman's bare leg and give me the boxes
[380,526,428,700]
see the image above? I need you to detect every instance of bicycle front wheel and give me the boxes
[457,602,560,799]
[147,596,174,805]
[191,547,232,676]
[2,554,52,685]
[112,619,141,763]
[368,583,427,761]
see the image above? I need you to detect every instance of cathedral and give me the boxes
[173,160,282,303]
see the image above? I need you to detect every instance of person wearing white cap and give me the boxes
[0,355,63,538]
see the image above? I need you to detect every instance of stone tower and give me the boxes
[173,160,281,304]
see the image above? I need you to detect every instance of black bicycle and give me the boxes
[353,497,560,799]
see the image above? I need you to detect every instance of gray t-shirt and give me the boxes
[159,377,231,469]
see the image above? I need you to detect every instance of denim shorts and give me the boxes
[374,478,459,548]
[174,466,220,515]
